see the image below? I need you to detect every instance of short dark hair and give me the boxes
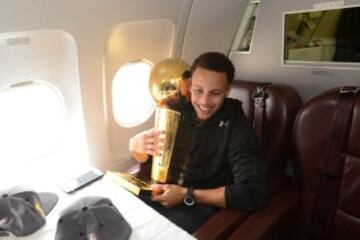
[190,52,235,84]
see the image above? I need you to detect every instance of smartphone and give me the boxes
[61,168,104,193]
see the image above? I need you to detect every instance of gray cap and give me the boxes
[55,196,132,240]
[0,186,59,237]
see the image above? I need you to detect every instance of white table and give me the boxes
[3,175,196,240]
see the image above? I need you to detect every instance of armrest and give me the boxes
[228,187,299,240]
[125,161,151,181]
[193,209,251,240]
[125,163,140,174]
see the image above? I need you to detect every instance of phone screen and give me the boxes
[61,169,103,193]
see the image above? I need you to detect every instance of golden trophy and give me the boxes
[149,58,191,185]
[151,107,181,184]
[107,58,192,195]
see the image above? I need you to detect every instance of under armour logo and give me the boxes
[0,217,9,225]
[219,120,229,127]
[88,233,97,240]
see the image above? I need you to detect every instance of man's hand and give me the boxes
[151,184,187,208]
[129,129,165,162]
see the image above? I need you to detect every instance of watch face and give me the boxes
[184,188,195,206]
[184,196,195,206]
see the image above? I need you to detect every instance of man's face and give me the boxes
[190,67,230,121]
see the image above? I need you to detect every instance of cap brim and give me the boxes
[38,192,59,215]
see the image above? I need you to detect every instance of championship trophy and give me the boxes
[107,58,192,195]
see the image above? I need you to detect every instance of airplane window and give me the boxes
[0,82,66,164]
[231,0,260,52]
[284,5,360,65]
[112,60,155,127]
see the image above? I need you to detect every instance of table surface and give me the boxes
[2,175,196,240]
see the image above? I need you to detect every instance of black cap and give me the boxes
[55,196,132,240]
[0,186,59,237]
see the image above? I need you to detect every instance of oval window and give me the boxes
[112,60,155,127]
[0,82,66,163]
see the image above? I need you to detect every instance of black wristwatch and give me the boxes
[184,188,195,206]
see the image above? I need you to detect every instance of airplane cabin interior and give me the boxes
[0,0,359,239]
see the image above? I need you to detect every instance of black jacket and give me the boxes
[180,98,266,211]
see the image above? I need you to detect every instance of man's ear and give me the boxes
[225,85,231,97]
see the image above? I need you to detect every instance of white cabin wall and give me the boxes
[0,0,250,171]
[0,0,192,170]
[230,0,360,102]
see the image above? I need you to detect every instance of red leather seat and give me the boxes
[194,80,302,239]
[295,87,360,239]
[229,87,360,240]
[228,81,302,196]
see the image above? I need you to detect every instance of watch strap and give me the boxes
[184,187,195,206]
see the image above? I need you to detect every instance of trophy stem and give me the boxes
[151,107,180,184]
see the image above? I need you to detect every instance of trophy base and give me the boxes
[106,171,153,196]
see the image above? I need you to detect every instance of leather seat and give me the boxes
[194,80,302,239]
[229,86,360,240]
[294,87,360,239]
[228,80,302,196]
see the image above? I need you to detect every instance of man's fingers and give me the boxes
[151,184,167,194]
[143,138,165,156]
[152,184,166,190]
[146,129,165,138]
[151,187,165,201]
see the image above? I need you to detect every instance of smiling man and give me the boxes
[129,52,266,233]
[190,66,229,121]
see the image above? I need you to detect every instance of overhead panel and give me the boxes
[181,0,249,63]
